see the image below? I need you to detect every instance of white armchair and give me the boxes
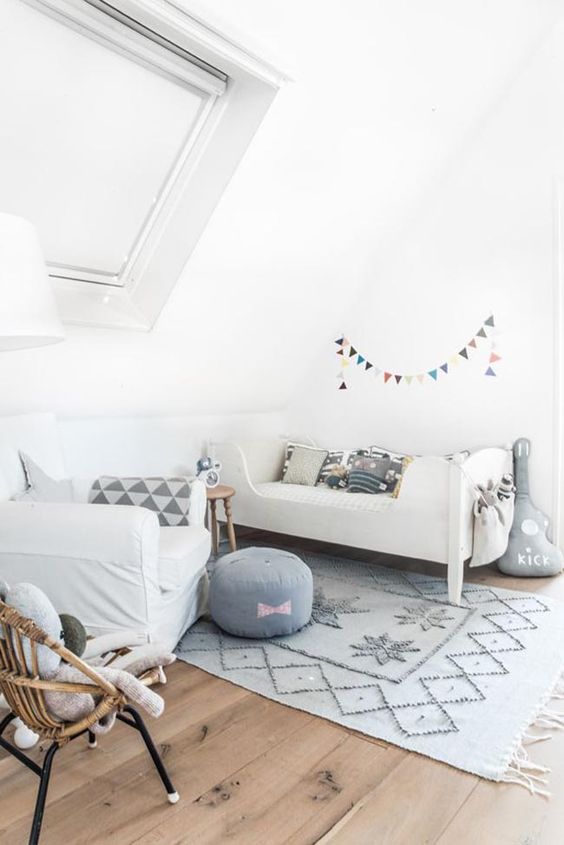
[0,414,210,651]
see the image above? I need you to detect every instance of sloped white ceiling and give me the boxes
[1,0,563,416]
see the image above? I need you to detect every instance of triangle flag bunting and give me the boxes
[335,315,498,389]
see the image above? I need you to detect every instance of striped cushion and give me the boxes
[317,448,370,486]
[348,457,389,494]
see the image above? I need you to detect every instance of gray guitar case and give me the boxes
[497,438,563,577]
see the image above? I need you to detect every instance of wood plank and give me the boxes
[316,753,477,845]
[436,719,564,845]
[6,692,313,844]
[135,721,404,845]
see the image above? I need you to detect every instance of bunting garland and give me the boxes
[335,314,501,390]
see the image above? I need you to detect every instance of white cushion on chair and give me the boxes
[158,525,210,592]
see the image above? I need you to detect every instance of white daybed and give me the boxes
[212,438,511,605]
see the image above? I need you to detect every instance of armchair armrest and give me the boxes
[0,502,160,638]
[188,478,207,526]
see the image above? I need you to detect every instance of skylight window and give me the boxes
[0,0,285,328]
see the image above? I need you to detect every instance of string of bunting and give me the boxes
[335,314,501,390]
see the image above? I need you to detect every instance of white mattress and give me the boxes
[254,482,395,513]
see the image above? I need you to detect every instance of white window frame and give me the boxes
[23,0,287,330]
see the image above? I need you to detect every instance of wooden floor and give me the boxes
[2,529,564,845]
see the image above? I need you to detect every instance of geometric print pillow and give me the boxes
[89,476,192,527]
[368,447,412,498]
[316,448,370,486]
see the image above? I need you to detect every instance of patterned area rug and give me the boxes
[176,549,564,789]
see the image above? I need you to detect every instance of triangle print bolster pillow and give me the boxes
[89,476,191,526]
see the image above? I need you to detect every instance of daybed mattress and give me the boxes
[254,482,395,513]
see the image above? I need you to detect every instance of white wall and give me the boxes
[0,0,562,531]
[288,11,564,537]
[59,411,286,478]
[0,0,560,420]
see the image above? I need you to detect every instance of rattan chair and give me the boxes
[0,600,179,845]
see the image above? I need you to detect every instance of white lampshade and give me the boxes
[0,212,65,350]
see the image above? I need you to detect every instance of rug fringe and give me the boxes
[500,676,564,797]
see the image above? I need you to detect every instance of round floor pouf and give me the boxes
[209,547,313,638]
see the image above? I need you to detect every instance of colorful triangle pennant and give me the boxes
[335,313,498,390]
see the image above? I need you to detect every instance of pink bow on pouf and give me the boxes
[257,600,292,618]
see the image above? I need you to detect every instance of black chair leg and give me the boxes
[0,711,16,736]
[120,705,179,804]
[29,742,58,845]
[87,730,97,749]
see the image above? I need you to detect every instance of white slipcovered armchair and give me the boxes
[0,414,210,651]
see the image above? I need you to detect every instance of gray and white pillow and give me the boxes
[14,452,74,503]
[348,456,389,494]
[317,449,370,486]
[369,446,412,497]
[281,446,329,487]
[89,476,192,527]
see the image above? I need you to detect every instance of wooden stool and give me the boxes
[206,485,237,555]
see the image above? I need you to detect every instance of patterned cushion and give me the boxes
[317,448,370,486]
[368,446,412,498]
[281,445,328,487]
[348,456,389,494]
[89,476,192,526]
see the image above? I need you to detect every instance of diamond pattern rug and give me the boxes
[176,549,564,782]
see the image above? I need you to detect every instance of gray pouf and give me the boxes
[209,547,313,638]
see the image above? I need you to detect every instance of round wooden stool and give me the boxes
[206,484,237,556]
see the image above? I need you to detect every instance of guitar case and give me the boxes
[497,438,563,577]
